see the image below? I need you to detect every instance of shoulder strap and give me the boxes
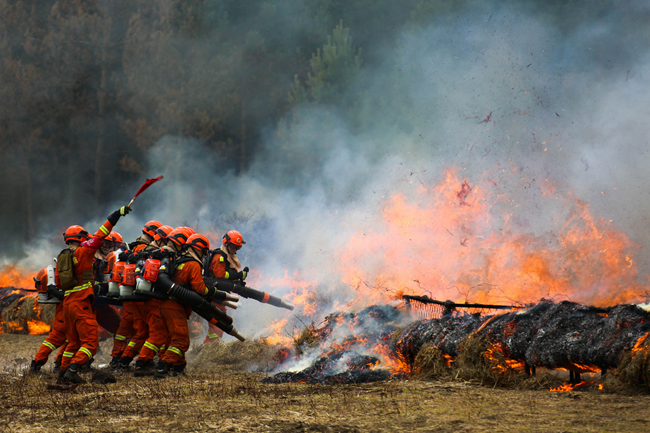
[175,254,201,268]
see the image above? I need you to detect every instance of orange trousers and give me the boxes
[34,303,67,363]
[160,300,191,365]
[122,302,149,359]
[60,296,99,371]
[111,302,135,358]
[204,303,226,343]
[137,298,168,363]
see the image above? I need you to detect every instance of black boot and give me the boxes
[56,370,67,384]
[29,359,45,374]
[172,363,187,376]
[81,358,95,373]
[109,357,121,370]
[154,361,172,379]
[134,359,155,377]
[53,360,61,374]
[63,363,85,384]
[119,356,134,369]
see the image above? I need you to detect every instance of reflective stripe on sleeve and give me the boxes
[64,282,93,296]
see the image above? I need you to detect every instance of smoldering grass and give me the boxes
[607,338,650,393]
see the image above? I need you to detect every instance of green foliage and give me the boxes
[289,20,362,105]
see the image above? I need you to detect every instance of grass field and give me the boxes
[1,334,649,432]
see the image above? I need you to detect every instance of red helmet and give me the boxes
[167,227,193,248]
[63,225,89,243]
[106,231,123,243]
[186,234,210,255]
[143,220,163,237]
[154,225,173,242]
[222,230,245,249]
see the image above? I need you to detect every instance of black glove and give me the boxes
[107,205,132,226]
[205,285,217,299]
[234,267,249,281]
[118,251,129,262]
[47,285,64,300]
[151,249,164,260]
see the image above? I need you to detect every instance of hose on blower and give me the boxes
[205,278,295,311]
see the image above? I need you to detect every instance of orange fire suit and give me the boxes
[160,258,208,365]
[58,219,114,372]
[120,242,162,360]
[94,251,122,338]
[33,268,67,365]
[136,298,168,363]
[204,251,241,342]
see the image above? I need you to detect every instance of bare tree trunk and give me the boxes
[240,98,246,173]
[94,14,110,213]
[24,155,35,241]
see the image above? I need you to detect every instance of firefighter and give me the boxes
[133,227,193,376]
[58,206,131,384]
[115,225,173,369]
[203,230,248,343]
[93,231,123,281]
[30,267,66,373]
[93,231,123,340]
[130,220,162,251]
[154,233,211,378]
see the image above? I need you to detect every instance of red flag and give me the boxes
[133,176,163,199]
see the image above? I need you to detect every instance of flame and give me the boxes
[484,342,525,373]
[0,265,36,289]
[370,342,412,376]
[0,288,51,335]
[631,332,649,353]
[262,317,292,346]
[550,381,595,392]
[27,319,51,334]
[337,168,644,308]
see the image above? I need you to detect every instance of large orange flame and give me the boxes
[337,168,644,308]
[0,265,37,289]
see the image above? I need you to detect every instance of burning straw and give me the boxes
[0,287,54,335]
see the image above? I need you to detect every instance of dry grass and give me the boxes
[188,340,283,373]
[607,338,650,393]
[413,344,450,379]
[2,334,650,432]
[293,325,320,356]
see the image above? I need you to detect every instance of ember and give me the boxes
[263,305,410,384]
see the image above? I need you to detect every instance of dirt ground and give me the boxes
[1,334,649,432]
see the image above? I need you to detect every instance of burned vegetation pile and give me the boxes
[264,300,650,389]
[393,300,650,373]
[263,305,406,385]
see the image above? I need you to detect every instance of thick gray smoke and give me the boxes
[3,5,650,340]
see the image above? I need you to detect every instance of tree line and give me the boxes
[0,0,627,254]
